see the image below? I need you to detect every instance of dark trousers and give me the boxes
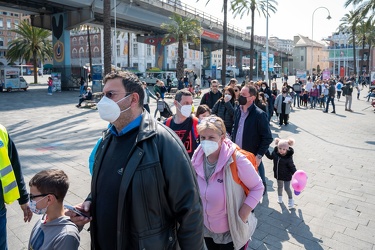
[325,96,335,112]
[143,104,150,113]
[204,237,247,250]
[279,113,289,125]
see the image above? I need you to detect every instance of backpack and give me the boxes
[165,116,199,144]
[230,144,257,196]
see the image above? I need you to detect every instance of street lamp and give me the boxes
[265,0,269,83]
[311,6,331,77]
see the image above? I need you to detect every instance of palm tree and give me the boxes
[344,0,375,21]
[103,0,112,75]
[364,22,375,73]
[6,20,52,84]
[356,20,370,74]
[160,14,201,80]
[231,0,278,80]
[338,10,361,75]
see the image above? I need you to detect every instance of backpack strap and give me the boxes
[230,150,250,196]
[165,116,173,127]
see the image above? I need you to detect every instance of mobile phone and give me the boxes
[64,204,90,218]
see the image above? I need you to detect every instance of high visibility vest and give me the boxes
[0,125,20,204]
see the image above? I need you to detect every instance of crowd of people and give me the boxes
[3,70,374,250]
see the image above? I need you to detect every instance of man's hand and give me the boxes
[65,201,92,227]
[239,204,252,223]
[20,203,32,222]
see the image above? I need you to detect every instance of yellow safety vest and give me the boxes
[0,125,20,204]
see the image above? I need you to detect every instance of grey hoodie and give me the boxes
[28,215,80,250]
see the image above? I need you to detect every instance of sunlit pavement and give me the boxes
[1,81,374,249]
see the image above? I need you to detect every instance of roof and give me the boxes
[294,34,326,48]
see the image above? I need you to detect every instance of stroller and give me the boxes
[154,98,173,122]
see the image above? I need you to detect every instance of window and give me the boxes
[147,63,151,69]
[7,38,11,44]
[79,36,84,45]
[117,44,120,57]
[14,20,18,27]
[93,35,98,44]
[0,18,3,28]
[300,56,304,61]
[133,63,138,69]
[166,46,169,57]
[72,37,77,45]
[72,48,77,58]
[7,19,11,29]
[133,43,138,55]
[79,47,84,58]
[147,45,151,56]
[0,38,3,46]
[93,47,100,58]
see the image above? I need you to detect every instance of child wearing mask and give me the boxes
[28,169,80,249]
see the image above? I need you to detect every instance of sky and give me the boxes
[181,0,354,41]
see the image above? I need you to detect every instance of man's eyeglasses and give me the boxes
[211,85,218,88]
[104,91,129,99]
[29,193,58,200]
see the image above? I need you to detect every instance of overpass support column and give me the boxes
[235,50,243,77]
[51,13,72,90]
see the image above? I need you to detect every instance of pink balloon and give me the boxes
[291,170,307,192]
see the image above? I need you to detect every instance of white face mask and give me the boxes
[262,86,266,90]
[178,103,192,118]
[200,140,219,156]
[29,196,48,215]
[97,95,132,123]
[224,94,232,101]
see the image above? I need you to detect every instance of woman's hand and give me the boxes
[239,204,253,223]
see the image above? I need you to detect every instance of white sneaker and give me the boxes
[288,199,294,208]
[277,196,283,204]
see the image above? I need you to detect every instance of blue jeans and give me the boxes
[325,96,335,112]
[80,85,85,95]
[258,161,266,185]
[0,207,7,250]
[310,96,317,108]
[47,86,53,94]
[293,93,300,107]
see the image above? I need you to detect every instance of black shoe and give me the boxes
[331,111,336,113]
[323,110,328,113]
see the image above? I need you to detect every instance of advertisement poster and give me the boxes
[322,69,331,80]
[296,70,307,82]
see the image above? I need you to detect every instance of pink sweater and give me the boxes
[191,138,264,234]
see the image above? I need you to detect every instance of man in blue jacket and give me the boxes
[232,85,273,195]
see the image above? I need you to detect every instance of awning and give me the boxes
[44,64,53,69]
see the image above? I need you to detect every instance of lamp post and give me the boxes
[311,6,331,77]
[265,0,269,83]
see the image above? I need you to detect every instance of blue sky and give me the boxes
[181,0,353,41]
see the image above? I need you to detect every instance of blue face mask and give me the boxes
[29,196,48,215]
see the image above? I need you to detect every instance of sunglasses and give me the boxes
[29,193,58,200]
[104,91,131,99]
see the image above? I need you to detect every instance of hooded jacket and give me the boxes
[191,138,263,234]
[265,146,297,181]
[89,111,204,249]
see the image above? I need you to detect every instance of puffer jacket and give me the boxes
[212,99,235,133]
[89,111,204,249]
[265,146,297,181]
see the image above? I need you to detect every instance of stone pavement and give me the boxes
[1,83,374,250]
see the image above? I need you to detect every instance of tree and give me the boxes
[338,10,361,75]
[231,0,278,80]
[364,21,375,73]
[356,20,370,74]
[344,0,375,21]
[103,0,112,75]
[6,20,52,84]
[160,14,201,80]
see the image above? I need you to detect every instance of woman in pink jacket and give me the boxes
[191,115,264,250]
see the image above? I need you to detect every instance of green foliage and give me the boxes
[231,0,278,19]
[160,13,201,46]
[6,20,52,64]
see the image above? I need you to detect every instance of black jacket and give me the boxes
[232,104,273,157]
[89,111,204,249]
[265,146,296,181]
[211,99,235,133]
[200,91,222,109]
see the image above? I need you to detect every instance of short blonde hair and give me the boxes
[197,115,226,136]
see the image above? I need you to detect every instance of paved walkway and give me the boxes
[1,83,374,249]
